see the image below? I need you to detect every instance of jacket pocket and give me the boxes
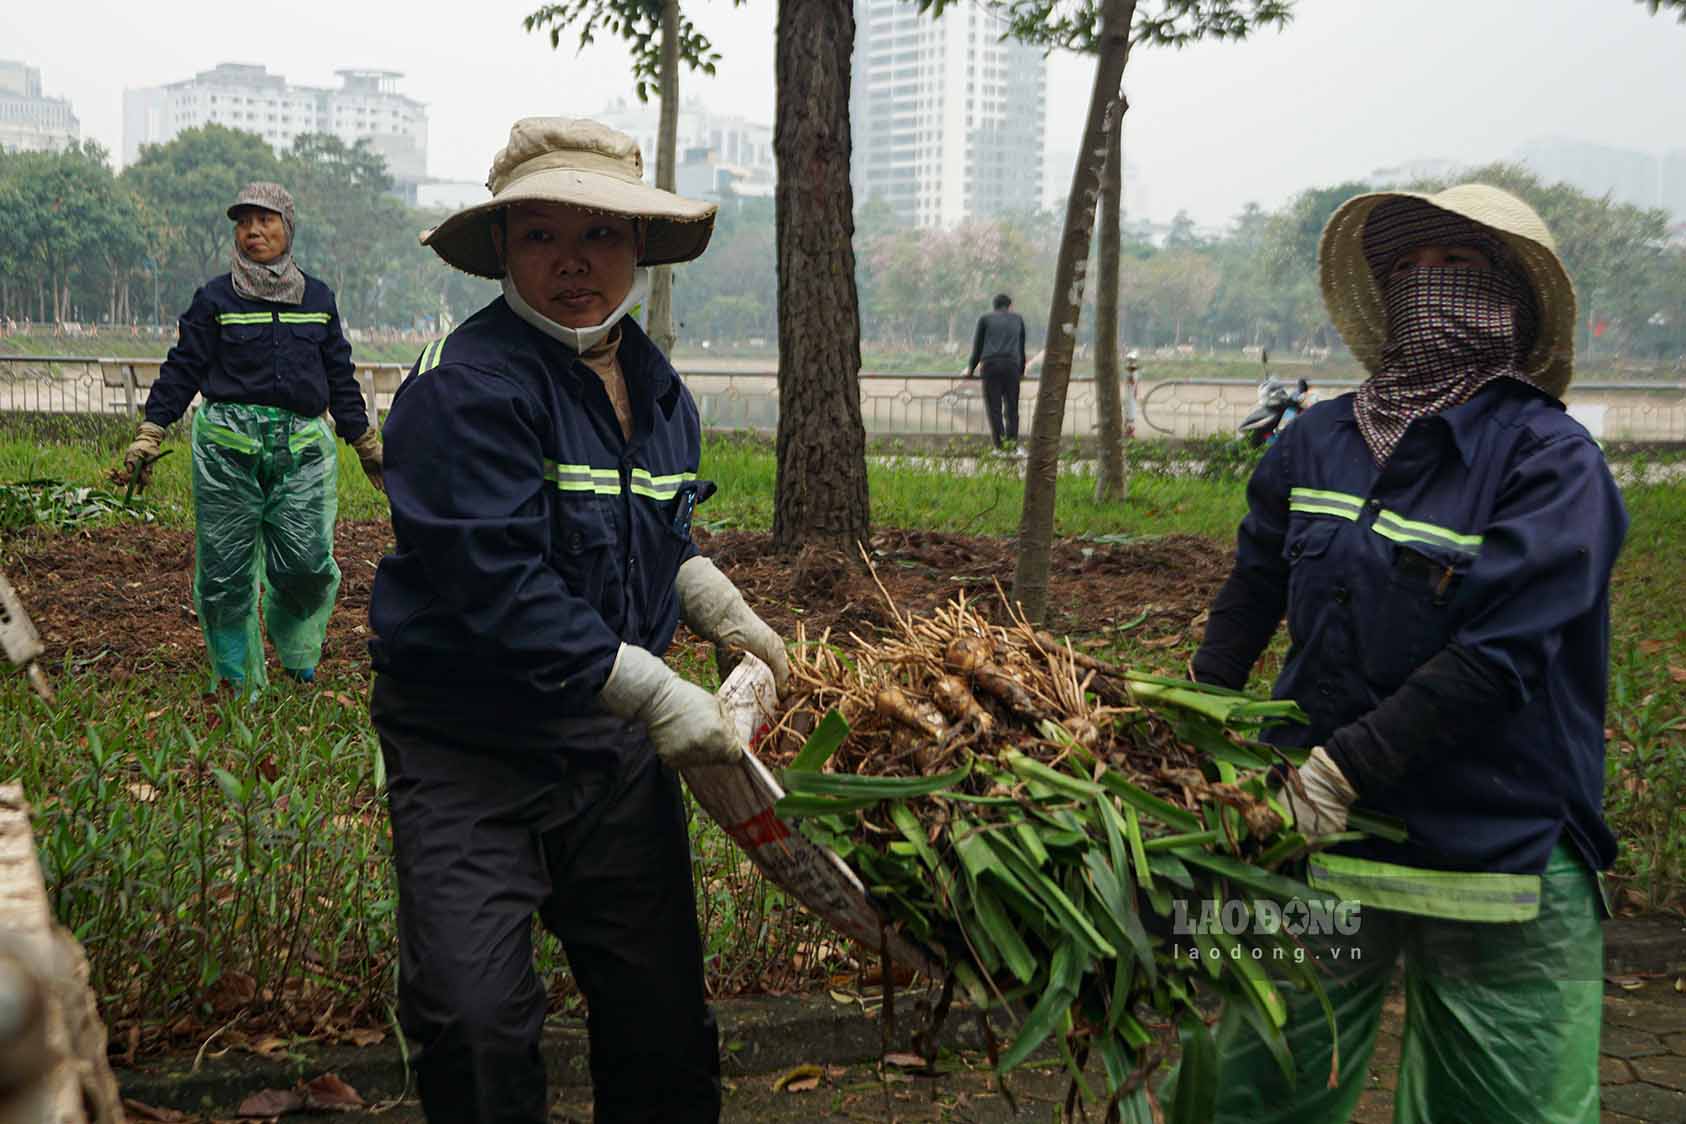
[218,322,271,378]
[1362,539,1471,690]
[1281,518,1340,650]
[286,321,328,369]
[551,495,620,614]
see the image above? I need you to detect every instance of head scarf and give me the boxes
[229,182,306,305]
[1351,198,1544,463]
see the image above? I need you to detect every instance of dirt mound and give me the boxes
[1,523,1230,679]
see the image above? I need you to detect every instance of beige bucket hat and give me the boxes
[1318,184,1577,398]
[421,117,718,277]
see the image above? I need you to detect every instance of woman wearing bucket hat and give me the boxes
[120,182,383,693]
[1189,185,1625,1123]
[368,118,789,1124]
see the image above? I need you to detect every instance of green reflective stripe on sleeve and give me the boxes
[277,312,332,324]
[1373,510,1484,554]
[628,468,697,500]
[201,422,261,454]
[217,312,275,324]
[1288,487,1364,521]
[544,460,621,495]
[1307,853,1541,923]
[416,338,446,374]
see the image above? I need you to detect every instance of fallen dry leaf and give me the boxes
[772,1064,825,1093]
[301,1073,365,1110]
[237,1087,304,1117]
[882,1052,929,1069]
[204,970,257,1014]
[1669,664,1686,684]
[122,1099,190,1122]
[246,1035,290,1059]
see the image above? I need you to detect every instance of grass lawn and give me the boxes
[2,418,1681,1051]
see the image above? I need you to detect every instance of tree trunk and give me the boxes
[647,0,681,357]
[771,0,870,552]
[1011,0,1136,622]
[1092,100,1128,504]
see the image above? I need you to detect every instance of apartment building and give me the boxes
[850,0,1046,228]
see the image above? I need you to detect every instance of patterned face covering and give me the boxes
[229,182,306,305]
[1352,200,1542,464]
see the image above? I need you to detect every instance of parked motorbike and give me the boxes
[1239,357,1313,447]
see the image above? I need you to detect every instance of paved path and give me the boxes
[1350,987,1686,1124]
[304,985,1686,1122]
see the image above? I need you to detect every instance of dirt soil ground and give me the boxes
[2,523,1232,679]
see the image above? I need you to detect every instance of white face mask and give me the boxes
[502,267,650,352]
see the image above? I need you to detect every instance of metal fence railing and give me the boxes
[3,355,1684,445]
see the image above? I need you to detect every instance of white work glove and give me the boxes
[675,555,790,694]
[1280,747,1358,836]
[597,642,743,768]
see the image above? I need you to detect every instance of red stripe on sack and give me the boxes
[727,808,790,848]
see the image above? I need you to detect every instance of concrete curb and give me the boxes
[114,917,1685,1115]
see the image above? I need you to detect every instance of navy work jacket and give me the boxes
[1205,380,1626,876]
[369,298,706,731]
[146,272,368,440]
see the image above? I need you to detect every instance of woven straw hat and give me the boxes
[421,117,717,277]
[1318,184,1577,398]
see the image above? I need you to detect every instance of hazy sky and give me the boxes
[6,0,1683,226]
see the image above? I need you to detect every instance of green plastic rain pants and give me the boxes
[190,401,340,692]
[1208,843,1603,1124]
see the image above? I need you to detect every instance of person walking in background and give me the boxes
[1193,184,1623,1123]
[120,182,383,694]
[965,292,1027,452]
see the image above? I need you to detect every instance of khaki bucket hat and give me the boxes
[421,117,718,276]
[227,182,296,227]
[1318,184,1577,398]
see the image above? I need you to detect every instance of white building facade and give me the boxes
[592,97,776,202]
[123,64,427,197]
[850,0,1046,228]
[0,60,80,153]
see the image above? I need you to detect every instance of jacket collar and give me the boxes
[1329,376,1558,469]
[492,298,680,415]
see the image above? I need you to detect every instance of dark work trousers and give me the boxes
[371,676,721,1124]
[979,357,1022,447]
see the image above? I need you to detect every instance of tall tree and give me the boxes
[1092,104,1127,502]
[1002,0,1134,622]
[525,0,738,355]
[283,133,406,328]
[1,143,143,323]
[771,0,870,550]
[998,0,1295,621]
[649,0,683,354]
